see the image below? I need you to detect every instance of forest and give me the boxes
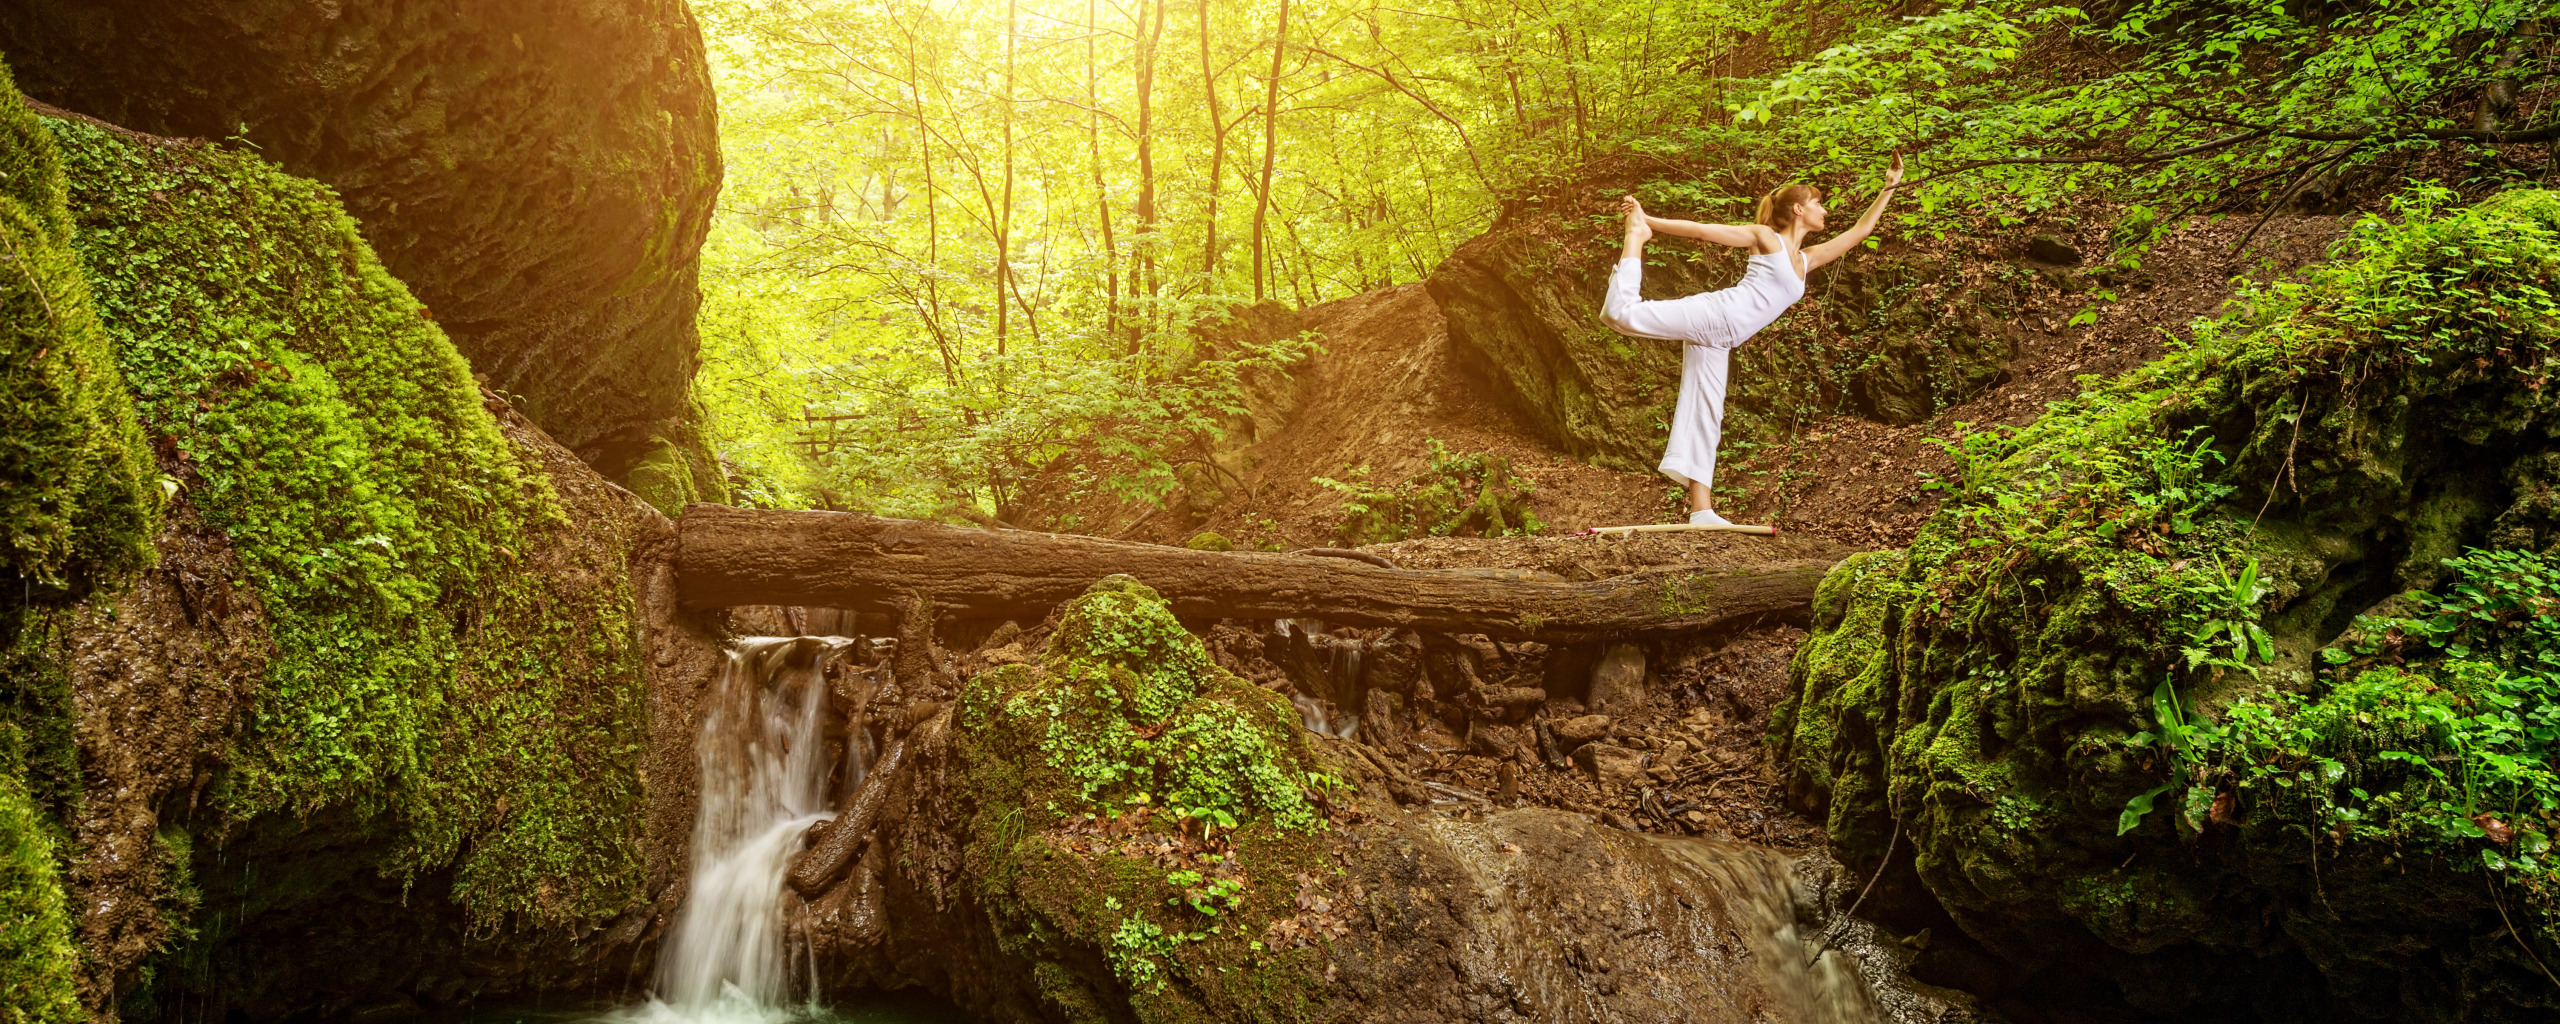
[689,0,2553,524]
[4,0,2560,1023]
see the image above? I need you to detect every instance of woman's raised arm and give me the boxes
[1804,154,1903,271]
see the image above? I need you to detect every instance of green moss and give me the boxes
[1183,532,1232,552]
[953,576,1334,1022]
[50,117,649,930]
[624,401,731,517]
[1775,189,2560,1008]
[0,66,156,606]
[0,771,78,1024]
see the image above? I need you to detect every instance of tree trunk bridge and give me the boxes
[675,505,1836,640]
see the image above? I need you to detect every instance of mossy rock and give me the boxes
[1183,531,1233,552]
[1775,191,2560,1020]
[951,576,1333,1021]
[0,773,79,1024]
[1422,178,2018,468]
[43,107,654,941]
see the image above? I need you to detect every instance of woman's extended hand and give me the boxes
[1884,152,1904,190]
[1620,195,1646,218]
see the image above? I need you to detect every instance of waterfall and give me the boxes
[614,635,872,1024]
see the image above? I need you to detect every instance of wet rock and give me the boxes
[1572,743,1646,793]
[1551,714,1612,752]
[1366,632,1425,694]
[1472,683,1547,720]
[2027,233,2084,265]
[1468,721,1526,760]
[1589,643,1647,717]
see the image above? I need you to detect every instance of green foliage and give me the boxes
[51,120,649,930]
[1313,440,1543,546]
[954,576,1337,1020]
[2126,549,2560,896]
[1729,0,2556,244]
[1780,190,2560,981]
[0,771,79,1024]
[973,576,1328,832]
[0,62,157,605]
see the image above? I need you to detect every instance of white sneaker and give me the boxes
[1687,509,1733,527]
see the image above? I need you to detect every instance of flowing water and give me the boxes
[601,636,952,1024]
[578,627,1934,1024]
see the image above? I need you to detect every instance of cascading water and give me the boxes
[614,636,875,1024]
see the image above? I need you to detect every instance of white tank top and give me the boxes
[1717,244,1807,342]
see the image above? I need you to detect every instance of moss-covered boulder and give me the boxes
[1774,190,2560,1021]
[0,0,724,482]
[0,97,702,1020]
[944,575,1337,1020]
[1422,177,2020,470]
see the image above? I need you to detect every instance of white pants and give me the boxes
[1599,257,1739,490]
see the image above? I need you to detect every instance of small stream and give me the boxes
[594,636,965,1024]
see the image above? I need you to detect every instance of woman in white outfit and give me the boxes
[1601,155,1903,526]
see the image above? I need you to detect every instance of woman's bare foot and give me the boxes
[1619,195,1651,258]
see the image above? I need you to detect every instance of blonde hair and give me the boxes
[1756,184,1822,232]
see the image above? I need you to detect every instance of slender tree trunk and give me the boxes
[1133,0,1166,351]
[1197,0,1226,280]
[1088,0,1121,342]
[902,21,964,404]
[1252,0,1289,302]
[996,0,1017,356]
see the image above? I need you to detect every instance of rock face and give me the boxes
[0,0,724,481]
[1774,192,2560,1022]
[1423,183,2022,468]
[794,576,1959,1023]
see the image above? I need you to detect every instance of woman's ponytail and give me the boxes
[1756,184,1821,231]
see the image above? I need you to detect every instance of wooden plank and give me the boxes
[1585,523,1779,536]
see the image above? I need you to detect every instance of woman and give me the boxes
[1601,155,1903,526]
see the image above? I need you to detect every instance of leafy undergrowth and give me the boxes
[50,116,650,931]
[1778,187,2560,1012]
[957,576,1348,1022]
[1314,439,1543,546]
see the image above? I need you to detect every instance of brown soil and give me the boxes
[1025,213,2346,556]
[1000,212,2355,868]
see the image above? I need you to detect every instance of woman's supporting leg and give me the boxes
[1657,343,1732,516]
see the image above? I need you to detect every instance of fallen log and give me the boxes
[675,505,1837,640]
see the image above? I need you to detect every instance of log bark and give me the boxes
[676,505,1835,640]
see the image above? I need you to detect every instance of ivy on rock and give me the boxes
[1775,187,2560,1016]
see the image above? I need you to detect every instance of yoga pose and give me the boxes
[1601,155,1903,526]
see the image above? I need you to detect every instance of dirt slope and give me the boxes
[1024,212,2346,552]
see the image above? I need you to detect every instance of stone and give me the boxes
[1551,714,1612,752]
[1572,743,1646,793]
[1426,191,2021,466]
[1184,531,1233,551]
[1468,721,1525,761]
[1365,632,1425,695]
[2026,233,2084,265]
[1588,643,1647,717]
[1,0,723,479]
